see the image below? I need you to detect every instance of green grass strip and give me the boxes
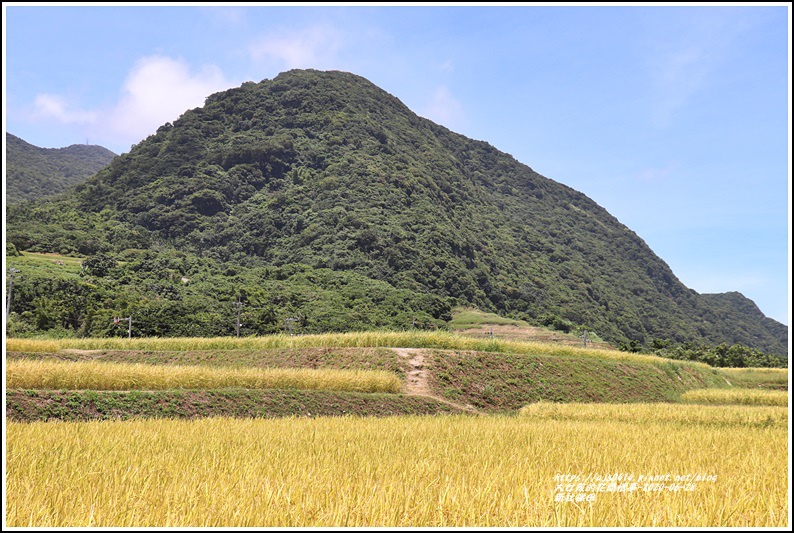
[6,389,463,422]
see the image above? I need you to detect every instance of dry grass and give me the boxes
[518,401,787,427]
[680,389,788,407]
[6,331,712,369]
[717,367,789,390]
[6,410,787,527]
[6,359,401,393]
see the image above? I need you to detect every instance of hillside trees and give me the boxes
[4,69,787,355]
[6,250,453,338]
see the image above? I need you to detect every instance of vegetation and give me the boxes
[5,69,787,356]
[7,334,743,419]
[6,328,786,526]
[7,359,401,393]
[518,401,787,428]
[7,412,787,527]
[630,339,788,368]
[680,389,788,406]
[716,367,788,390]
[4,331,723,368]
[6,389,462,422]
[449,308,530,328]
[5,133,116,204]
[7,346,410,376]
[5,251,451,338]
[425,349,727,411]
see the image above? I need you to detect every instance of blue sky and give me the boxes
[3,3,791,326]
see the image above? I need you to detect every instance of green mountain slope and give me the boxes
[5,69,787,355]
[5,133,117,204]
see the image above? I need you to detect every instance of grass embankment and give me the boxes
[681,389,788,406]
[449,308,531,328]
[7,334,778,419]
[424,349,728,412]
[7,341,736,417]
[448,308,614,349]
[5,348,461,420]
[6,389,462,422]
[716,367,789,390]
[5,252,84,281]
[7,412,787,527]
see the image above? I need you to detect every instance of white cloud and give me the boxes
[29,56,235,152]
[33,94,98,124]
[248,24,344,69]
[104,56,232,144]
[419,85,465,131]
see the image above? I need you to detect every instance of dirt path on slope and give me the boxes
[392,348,481,415]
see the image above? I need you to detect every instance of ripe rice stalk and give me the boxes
[680,389,788,407]
[6,332,713,369]
[518,401,787,427]
[6,412,787,527]
[6,359,402,393]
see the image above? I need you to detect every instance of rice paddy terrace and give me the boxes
[5,332,789,527]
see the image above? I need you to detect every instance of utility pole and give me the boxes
[236,298,242,338]
[6,268,20,318]
[114,316,132,338]
[580,330,588,348]
[233,299,268,337]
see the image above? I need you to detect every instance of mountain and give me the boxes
[5,69,787,356]
[5,133,117,204]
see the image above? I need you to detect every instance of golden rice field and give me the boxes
[6,359,401,393]
[518,401,787,427]
[680,388,788,406]
[5,331,713,368]
[6,407,788,527]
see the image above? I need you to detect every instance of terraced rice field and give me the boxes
[7,404,787,527]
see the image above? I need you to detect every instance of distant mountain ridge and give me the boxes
[5,133,117,204]
[5,69,787,355]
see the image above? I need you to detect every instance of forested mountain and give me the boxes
[5,133,117,204]
[5,69,787,356]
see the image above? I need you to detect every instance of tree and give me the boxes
[81,253,117,277]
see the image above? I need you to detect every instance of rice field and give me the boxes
[6,408,788,527]
[5,331,715,369]
[6,359,402,393]
[5,335,788,527]
[680,388,788,407]
[518,401,787,427]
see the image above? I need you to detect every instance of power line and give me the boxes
[233,299,269,337]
